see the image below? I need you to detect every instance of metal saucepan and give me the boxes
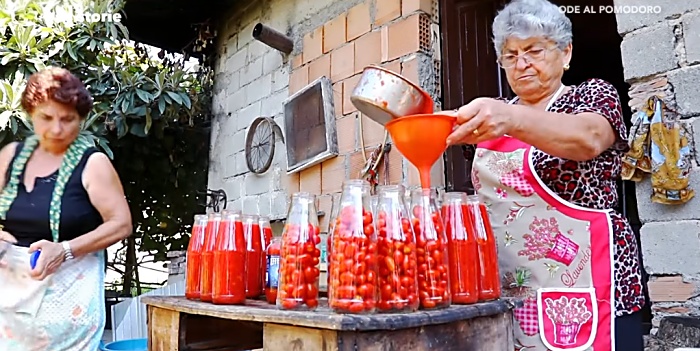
[350,65,433,126]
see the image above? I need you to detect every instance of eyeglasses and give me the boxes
[497,47,555,68]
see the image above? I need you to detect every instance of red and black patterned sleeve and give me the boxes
[572,78,629,153]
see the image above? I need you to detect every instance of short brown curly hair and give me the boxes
[21,67,93,119]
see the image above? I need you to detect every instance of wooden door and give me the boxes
[440,0,511,192]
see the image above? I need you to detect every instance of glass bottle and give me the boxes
[409,188,451,310]
[370,195,378,215]
[441,192,479,304]
[277,192,321,310]
[260,216,273,250]
[200,211,222,302]
[185,214,208,300]
[212,211,246,304]
[466,195,501,301]
[375,185,419,313]
[259,216,273,296]
[243,214,263,299]
[265,237,282,304]
[328,179,378,314]
[325,193,341,293]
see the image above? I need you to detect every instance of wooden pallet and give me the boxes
[142,296,515,351]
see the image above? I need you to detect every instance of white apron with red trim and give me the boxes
[471,88,615,350]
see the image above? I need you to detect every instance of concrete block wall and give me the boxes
[615,0,700,333]
[208,0,445,232]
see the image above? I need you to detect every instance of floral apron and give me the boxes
[472,85,615,350]
[0,245,105,351]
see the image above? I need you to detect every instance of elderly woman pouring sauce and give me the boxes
[445,0,645,350]
[0,67,132,350]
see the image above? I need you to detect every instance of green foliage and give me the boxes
[0,0,213,279]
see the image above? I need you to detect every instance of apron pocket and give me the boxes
[537,287,598,351]
[0,245,51,317]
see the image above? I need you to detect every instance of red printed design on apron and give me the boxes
[471,86,615,350]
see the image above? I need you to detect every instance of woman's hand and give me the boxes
[0,230,17,244]
[0,231,17,268]
[446,98,516,145]
[28,240,64,280]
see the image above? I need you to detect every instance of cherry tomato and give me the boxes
[336,286,356,299]
[282,300,298,309]
[385,256,396,272]
[340,272,355,285]
[349,302,365,313]
[423,300,436,309]
[366,270,376,283]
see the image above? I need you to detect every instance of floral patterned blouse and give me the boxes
[465,78,645,316]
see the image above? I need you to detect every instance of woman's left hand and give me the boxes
[28,240,65,280]
[446,97,515,145]
[0,231,17,268]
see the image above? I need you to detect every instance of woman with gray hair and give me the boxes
[445,0,644,349]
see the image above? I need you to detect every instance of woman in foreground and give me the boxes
[0,66,132,350]
[446,0,645,349]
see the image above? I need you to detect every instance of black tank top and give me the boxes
[0,143,104,247]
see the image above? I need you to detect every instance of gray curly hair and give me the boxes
[492,0,573,54]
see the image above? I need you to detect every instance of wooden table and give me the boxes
[142,296,515,351]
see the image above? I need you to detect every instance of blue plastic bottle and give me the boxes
[30,250,40,269]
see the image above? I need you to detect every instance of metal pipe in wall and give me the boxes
[252,23,293,54]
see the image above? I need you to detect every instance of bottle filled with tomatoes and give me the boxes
[212,211,246,305]
[265,237,282,304]
[326,193,341,293]
[200,211,223,302]
[375,185,419,313]
[466,195,501,301]
[243,214,264,299]
[277,192,322,310]
[185,214,208,300]
[441,192,479,304]
[409,188,451,310]
[328,179,378,314]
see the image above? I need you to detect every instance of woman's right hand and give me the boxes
[0,230,17,268]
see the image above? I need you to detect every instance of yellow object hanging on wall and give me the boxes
[621,96,694,205]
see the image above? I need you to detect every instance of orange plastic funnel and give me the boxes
[385,114,456,189]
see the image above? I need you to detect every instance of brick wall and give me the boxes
[614,0,700,337]
[208,0,445,232]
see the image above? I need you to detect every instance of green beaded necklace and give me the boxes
[0,134,92,243]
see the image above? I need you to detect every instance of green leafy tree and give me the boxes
[0,0,214,295]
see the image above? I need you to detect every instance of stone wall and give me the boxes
[208,0,445,232]
[166,250,186,276]
[615,0,700,339]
